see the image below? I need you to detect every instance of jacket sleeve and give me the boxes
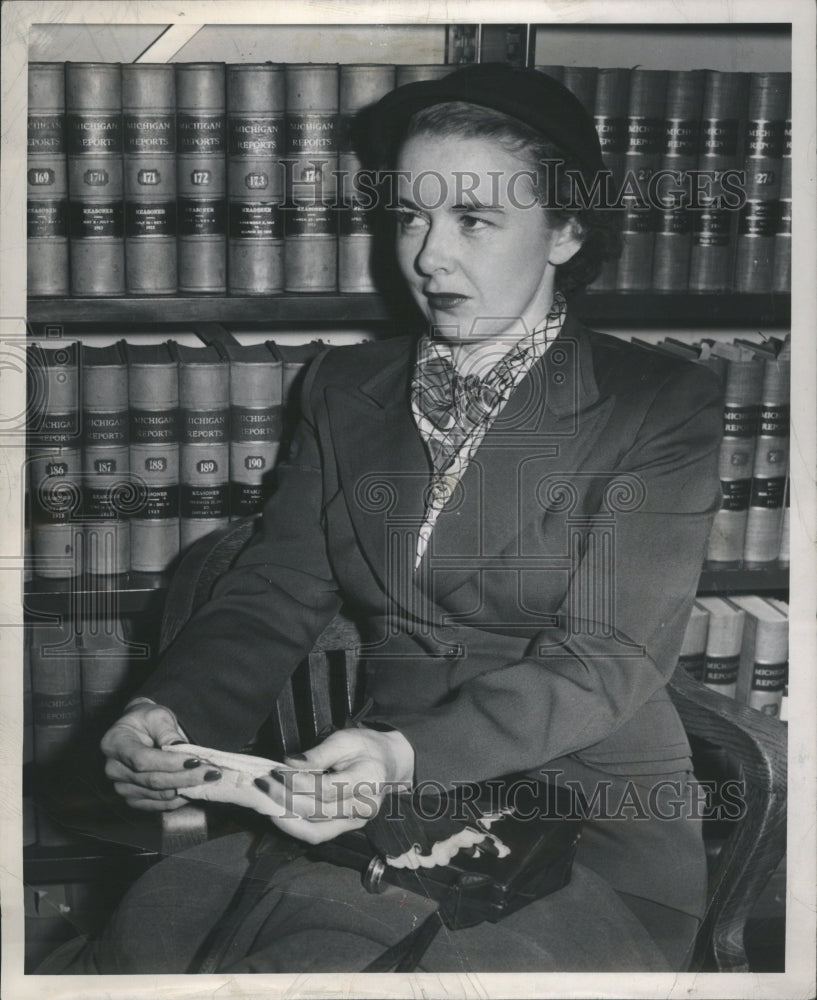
[136,352,343,750]
[374,363,724,786]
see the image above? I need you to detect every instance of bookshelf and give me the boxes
[19,19,792,974]
[26,292,790,329]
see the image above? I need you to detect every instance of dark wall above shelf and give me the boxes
[26,293,790,330]
[24,561,788,616]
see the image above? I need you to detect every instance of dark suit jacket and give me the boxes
[142,311,723,917]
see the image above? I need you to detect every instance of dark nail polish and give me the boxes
[203,770,221,782]
[269,768,288,784]
[254,777,270,793]
[168,740,186,746]
[287,753,308,762]
[183,758,201,769]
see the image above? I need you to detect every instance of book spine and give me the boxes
[81,343,130,575]
[28,343,82,579]
[734,72,789,293]
[177,347,230,549]
[122,64,177,294]
[448,27,478,66]
[79,615,136,738]
[30,621,82,767]
[772,86,792,294]
[227,63,285,295]
[678,605,709,680]
[27,63,69,296]
[702,606,744,699]
[652,70,704,293]
[734,609,788,717]
[176,63,227,293]
[284,64,339,292]
[562,66,598,117]
[338,64,395,293]
[128,346,180,572]
[743,354,790,563]
[706,357,764,563]
[616,70,667,292]
[778,476,790,565]
[591,68,629,291]
[65,62,124,296]
[689,72,749,292]
[227,346,283,519]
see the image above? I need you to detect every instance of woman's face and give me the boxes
[394,132,581,343]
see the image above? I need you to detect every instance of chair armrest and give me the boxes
[667,666,787,972]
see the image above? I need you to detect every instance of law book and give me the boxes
[127,342,180,573]
[772,84,792,294]
[79,615,138,739]
[65,62,125,296]
[611,71,659,290]
[742,339,790,564]
[778,477,790,566]
[122,63,177,294]
[224,341,283,520]
[590,68,630,291]
[27,62,69,296]
[764,597,789,721]
[80,341,130,575]
[678,602,710,680]
[734,72,790,293]
[728,595,787,717]
[562,66,597,117]
[174,343,231,550]
[654,338,729,384]
[284,64,339,293]
[268,340,325,445]
[695,596,745,699]
[227,63,285,295]
[652,70,705,293]
[395,65,453,86]
[30,620,82,768]
[688,71,749,293]
[616,70,667,292]
[447,26,478,66]
[705,343,764,564]
[27,342,82,579]
[176,62,227,293]
[338,64,395,293]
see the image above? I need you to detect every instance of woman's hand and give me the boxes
[254,726,415,845]
[100,700,223,811]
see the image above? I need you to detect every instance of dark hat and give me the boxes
[361,62,606,174]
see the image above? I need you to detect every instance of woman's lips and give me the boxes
[425,292,469,310]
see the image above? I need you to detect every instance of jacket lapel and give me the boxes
[325,340,433,612]
[425,315,616,612]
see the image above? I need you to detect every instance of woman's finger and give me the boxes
[105,756,222,791]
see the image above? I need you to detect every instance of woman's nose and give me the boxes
[415,220,454,275]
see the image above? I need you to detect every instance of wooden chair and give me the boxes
[159,516,788,973]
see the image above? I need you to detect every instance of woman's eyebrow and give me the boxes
[452,201,504,213]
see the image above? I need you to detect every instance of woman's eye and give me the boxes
[396,209,427,230]
[460,215,490,231]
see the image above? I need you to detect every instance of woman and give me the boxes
[59,64,723,974]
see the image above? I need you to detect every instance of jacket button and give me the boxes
[553,372,566,385]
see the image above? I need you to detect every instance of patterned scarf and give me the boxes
[410,293,567,566]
